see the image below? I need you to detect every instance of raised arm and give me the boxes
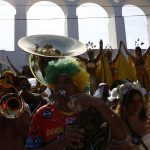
[95,39,103,61]
[112,41,122,63]
[121,41,133,58]
[143,46,150,58]
[6,56,21,76]
[68,94,128,141]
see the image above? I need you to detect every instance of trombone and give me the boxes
[0,93,24,119]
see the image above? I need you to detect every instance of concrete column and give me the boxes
[0,63,2,71]
[108,5,127,49]
[13,4,29,71]
[147,16,150,45]
[64,0,79,39]
[114,15,127,47]
[108,17,118,48]
[14,6,27,51]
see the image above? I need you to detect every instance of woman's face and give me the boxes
[134,50,141,56]
[106,51,112,60]
[87,51,94,60]
[126,93,143,116]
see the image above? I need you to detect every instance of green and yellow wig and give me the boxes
[45,57,90,92]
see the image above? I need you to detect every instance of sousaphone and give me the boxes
[18,34,111,150]
[18,34,87,85]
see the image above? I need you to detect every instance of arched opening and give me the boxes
[77,3,109,48]
[0,1,16,51]
[27,1,65,36]
[123,5,148,49]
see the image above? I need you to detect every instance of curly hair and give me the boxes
[45,57,90,92]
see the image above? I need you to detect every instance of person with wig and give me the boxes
[25,57,127,150]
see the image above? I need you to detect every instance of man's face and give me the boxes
[54,74,77,103]
[18,79,31,91]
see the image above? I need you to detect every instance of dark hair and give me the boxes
[110,80,125,90]
[16,76,31,90]
[8,87,18,93]
[135,46,142,54]
[18,76,28,81]
[121,89,147,121]
[22,65,33,78]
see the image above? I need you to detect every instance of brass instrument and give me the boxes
[0,93,24,119]
[18,34,111,149]
[18,34,87,85]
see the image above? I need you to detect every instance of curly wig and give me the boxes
[45,57,90,92]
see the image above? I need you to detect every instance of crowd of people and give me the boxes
[77,40,150,93]
[0,39,150,150]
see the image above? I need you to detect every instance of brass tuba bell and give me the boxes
[18,34,87,85]
[0,93,24,119]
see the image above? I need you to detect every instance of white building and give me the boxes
[0,0,150,71]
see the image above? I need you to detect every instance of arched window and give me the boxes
[123,5,148,49]
[77,3,109,48]
[27,1,65,36]
[0,1,15,51]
